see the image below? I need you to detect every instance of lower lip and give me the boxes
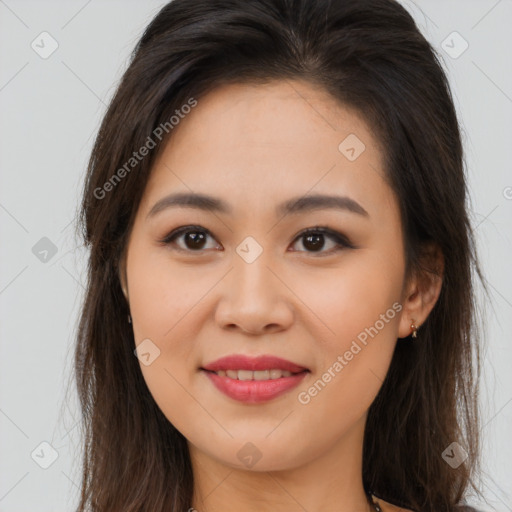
[202,370,309,403]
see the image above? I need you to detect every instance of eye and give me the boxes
[159,225,220,252]
[159,225,354,255]
[289,226,354,255]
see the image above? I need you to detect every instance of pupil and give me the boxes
[304,233,324,251]
[186,232,206,249]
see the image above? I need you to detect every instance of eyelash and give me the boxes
[158,225,355,256]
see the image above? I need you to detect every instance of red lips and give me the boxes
[201,354,308,373]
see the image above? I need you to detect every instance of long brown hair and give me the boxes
[73,0,486,510]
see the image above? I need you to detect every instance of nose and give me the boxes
[214,252,294,336]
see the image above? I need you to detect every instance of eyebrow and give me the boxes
[146,192,369,219]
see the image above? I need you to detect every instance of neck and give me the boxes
[189,415,373,512]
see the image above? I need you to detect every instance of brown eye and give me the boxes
[289,227,353,255]
[161,225,220,252]
[301,232,327,251]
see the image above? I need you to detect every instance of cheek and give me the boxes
[126,245,214,431]
[294,253,403,399]
[293,250,403,346]
[128,244,209,341]
[291,257,403,437]
[126,244,211,404]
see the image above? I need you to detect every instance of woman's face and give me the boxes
[122,79,415,472]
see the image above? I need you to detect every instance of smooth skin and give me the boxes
[119,80,443,512]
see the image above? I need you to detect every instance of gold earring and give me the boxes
[410,320,418,338]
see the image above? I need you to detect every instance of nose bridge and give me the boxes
[214,240,293,333]
[231,241,276,302]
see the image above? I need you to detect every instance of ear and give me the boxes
[398,241,444,339]
[118,249,129,301]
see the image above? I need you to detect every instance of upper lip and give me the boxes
[202,354,309,373]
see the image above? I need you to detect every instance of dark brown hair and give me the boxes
[73,0,487,510]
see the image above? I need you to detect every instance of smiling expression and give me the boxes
[120,79,413,471]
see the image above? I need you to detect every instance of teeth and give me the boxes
[254,370,269,380]
[214,369,296,380]
[237,370,253,381]
[270,369,284,379]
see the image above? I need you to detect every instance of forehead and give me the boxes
[141,79,395,222]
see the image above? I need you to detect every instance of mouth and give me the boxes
[201,353,309,373]
[200,354,310,403]
[203,368,307,380]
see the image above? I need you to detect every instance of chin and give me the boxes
[189,435,313,473]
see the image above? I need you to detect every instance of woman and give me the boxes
[74,0,486,510]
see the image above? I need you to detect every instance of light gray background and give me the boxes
[0,1,511,511]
